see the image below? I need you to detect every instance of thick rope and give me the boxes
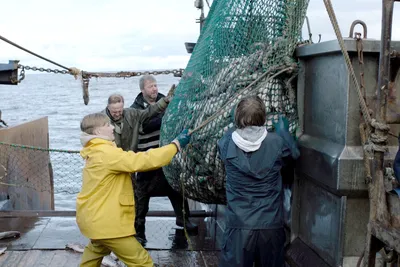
[180,150,194,251]
[69,67,82,79]
[323,0,396,155]
[360,123,373,183]
[0,34,72,72]
[364,119,391,153]
[0,142,79,154]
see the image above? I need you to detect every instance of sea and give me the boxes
[0,73,181,211]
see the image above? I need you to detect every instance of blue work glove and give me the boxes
[273,115,290,135]
[172,129,191,151]
[273,115,300,159]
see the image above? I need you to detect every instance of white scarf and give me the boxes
[232,126,267,152]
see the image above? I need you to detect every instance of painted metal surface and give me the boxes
[291,38,400,266]
[0,60,19,85]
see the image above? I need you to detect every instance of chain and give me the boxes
[18,64,69,74]
[18,64,183,77]
[16,64,184,81]
[356,33,366,102]
[1,34,184,81]
[14,64,68,83]
[355,32,373,184]
[14,64,184,106]
[82,68,184,79]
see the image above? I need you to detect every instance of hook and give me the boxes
[349,20,368,39]
[305,16,313,43]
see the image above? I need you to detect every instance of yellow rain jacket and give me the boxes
[76,137,178,240]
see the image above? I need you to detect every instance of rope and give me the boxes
[364,119,391,153]
[0,142,79,154]
[371,119,391,132]
[189,65,295,135]
[323,0,372,129]
[0,34,72,72]
[69,67,82,79]
[360,123,373,183]
[180,150,194,251]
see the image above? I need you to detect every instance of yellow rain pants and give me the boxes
[80,235,153,267]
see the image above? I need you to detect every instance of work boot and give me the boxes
[176,217,198,231]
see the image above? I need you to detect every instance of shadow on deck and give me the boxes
[0,216,220,266]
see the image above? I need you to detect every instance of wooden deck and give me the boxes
[0,215,220,266]
[0,249,220,267]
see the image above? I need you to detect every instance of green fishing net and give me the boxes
[160,0,310,204]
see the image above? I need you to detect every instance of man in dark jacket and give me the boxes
[131,75,198,243]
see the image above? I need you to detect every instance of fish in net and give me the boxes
[160,0,310,204]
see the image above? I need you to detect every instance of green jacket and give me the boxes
[103,98,168,152]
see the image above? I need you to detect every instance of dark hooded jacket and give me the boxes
[217,128,299,229]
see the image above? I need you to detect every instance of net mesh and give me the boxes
[0,142,82,195]
[160,0,310,204]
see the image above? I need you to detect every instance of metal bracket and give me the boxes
[0,60,19,85]
[349,20,368,39]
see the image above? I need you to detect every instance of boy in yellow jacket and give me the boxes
[77,112,191,267]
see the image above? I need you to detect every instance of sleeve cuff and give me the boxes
[156,97,169,109]
[171,140,181,152]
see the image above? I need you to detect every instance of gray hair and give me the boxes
[139,75,157,90]
[107,94,124,105]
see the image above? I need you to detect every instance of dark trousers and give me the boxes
[134,170,190,238]
[219,228,286,267]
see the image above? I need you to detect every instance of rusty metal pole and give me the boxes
[363,1,394,266]
[373,0,393,226]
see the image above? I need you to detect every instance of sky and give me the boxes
[1,0,400,72]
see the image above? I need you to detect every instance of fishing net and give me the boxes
[160,0,310,204]
[0,142,82,195]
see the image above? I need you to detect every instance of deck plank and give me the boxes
[30,250,56,267]
[0,216,220,266]
[48,250,72,267]
[0,249,220,267]
[0,250,12,266]
[15,250,42,267]
[155,250,206,267]
[200,251,220,267]
[148,250,159,264]
[0,251,25,267]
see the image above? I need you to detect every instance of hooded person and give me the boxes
[76,112,191,267]
[217,96,299,267]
